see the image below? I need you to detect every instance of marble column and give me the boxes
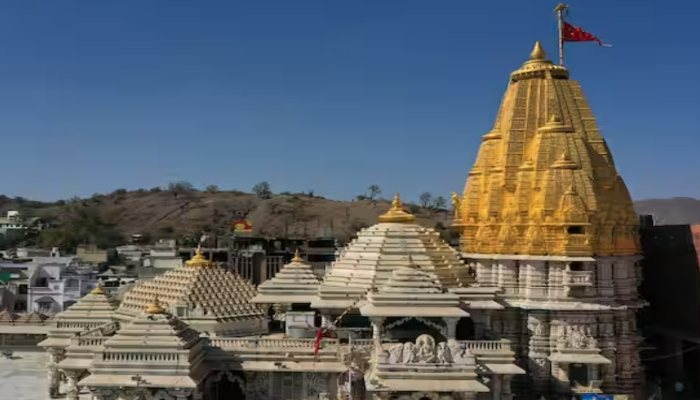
[491,374,502,400]
[444,317,459,343]
[65,371,80,400]
[46,349,63,398]
[370,317,384,347]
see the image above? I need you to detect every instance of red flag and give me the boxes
[313,328,324,355]
[562,21,611,47]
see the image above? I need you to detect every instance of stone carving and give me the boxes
[527,315,543,336]
[388,343,404,364]
[386,335,470,365]
[402,341,417,363]
[416,334,437,363]
[556,324,599,350]
[437,342,453,363]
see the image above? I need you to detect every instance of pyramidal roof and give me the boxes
[311,195,472,310]
[360,266,467,317]
[81,299,204,389]
[252,249,320,304]
[114,248,267,334]
[39,285,118,349]
[55,285,118,323]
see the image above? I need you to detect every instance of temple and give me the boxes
[454,42,645,398]
[37,42,645,400]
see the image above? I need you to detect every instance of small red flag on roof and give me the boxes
[562,21,612,47]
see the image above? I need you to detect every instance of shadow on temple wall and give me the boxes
[639,216,700,398]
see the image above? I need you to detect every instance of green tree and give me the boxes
[367,185,381,200]
[419,192,433,208]
[252,181,272,199]
[205,184,220,193]
[432,196,447,210]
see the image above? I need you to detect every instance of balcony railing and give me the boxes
[563,271,593,287]
[210,337,512,355]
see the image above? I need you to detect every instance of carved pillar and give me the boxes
[491,374,502,400]
[502,375,513,400]
[444,317,459,343]
[370,317,384,349]
[526,311,550,397]
[64,370,81,400]
[46,348,64,398]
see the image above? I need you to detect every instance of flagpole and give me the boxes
[555,3,568,65]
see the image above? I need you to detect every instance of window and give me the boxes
[35,277,48,287]
[567,226,584,234]
[569,262,584,271]
[18,285,28,294]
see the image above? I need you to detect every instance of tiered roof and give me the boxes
[53,285,118,324]
[39,285,118,349]
[360,266,467,317]
[252,249,320,304]
[114,247,267,335]
[80,299,205,389]
[312,195,472,309]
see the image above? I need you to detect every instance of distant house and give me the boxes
[76,244,109,265]
[0,210,44,237]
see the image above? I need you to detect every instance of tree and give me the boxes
[419,192,433,208]
[367,185,381,200]
[252,181,272,199]
[168,181,194,199]
[432,196,447,210]
[205,184,220,193]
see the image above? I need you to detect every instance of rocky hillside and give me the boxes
[0,190,453,247]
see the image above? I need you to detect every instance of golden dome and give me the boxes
[378,194,416,223]
[291,248,304,263]
[90,282,106,295]
[185,246,213,268]
[146,296,166,315]
[457,42,639,257]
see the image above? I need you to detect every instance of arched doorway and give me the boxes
[456,318,474,340]
[205,371,245,400]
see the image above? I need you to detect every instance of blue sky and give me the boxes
[1,1,698,202]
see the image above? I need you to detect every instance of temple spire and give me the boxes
[530,41,547,61]
[378,194,416,223]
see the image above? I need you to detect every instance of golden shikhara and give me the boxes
[456,42,639,257]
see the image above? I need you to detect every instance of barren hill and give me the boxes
[0,190,453,246]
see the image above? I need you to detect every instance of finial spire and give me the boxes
[530,41,547,61]
[146,295,166,315]
[186,244,213,268]
[378,193,416,223]
[292,248,304,263]
[90,282,105,295]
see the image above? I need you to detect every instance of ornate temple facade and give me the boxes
[453,42,645,398]
[37,42,645,400]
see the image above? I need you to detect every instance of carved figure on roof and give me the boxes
[451,192,461,219]
[569,326,587,349]
[388,343,404,364]
[585,327,598,349]
[437,342,453,363]
[415,334,437,363]
[402,341,416,364]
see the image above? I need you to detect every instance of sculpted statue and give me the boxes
[415,334,437,363]
[569,326,587,349]
[402,342,417,364]
[556,326,569,349]
[451,192,461,218]
[437,342,453,363]
[585,327,598,349]
[388,343,404,364]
